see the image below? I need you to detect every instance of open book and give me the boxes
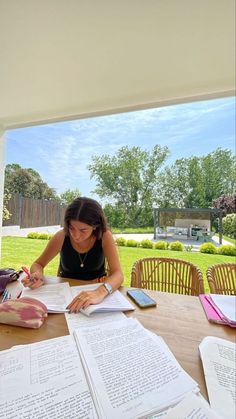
[20,283,134,316]
[71,283,135,316]
[1,317,202,418]
[199,336,236,419]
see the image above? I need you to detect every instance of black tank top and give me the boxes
[59,236,106,280]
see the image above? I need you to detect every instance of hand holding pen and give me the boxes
[21,266,44,289]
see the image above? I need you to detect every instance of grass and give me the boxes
[1,236,235,293]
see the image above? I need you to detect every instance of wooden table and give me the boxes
[0,276,235,401]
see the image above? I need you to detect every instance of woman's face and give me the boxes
[68,220,94,243]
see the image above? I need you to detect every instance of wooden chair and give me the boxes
[131,257,204,296]
[206,263,236,295]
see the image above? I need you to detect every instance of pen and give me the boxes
[21,266,31,279]
[1,290,11,303]
[1,289,8,302]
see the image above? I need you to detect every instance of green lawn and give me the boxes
[1,236,234,292]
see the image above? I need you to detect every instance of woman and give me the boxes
[22,197,124,312]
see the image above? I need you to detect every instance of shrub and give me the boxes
[38,233,50,240]
[116,237,127,246]
[218,245,236,257]
[223,214,236,239]
[140,239,153,249]
[126,239,138,247]
[169,241,184,251]
[27,232,40,239]
[154,241,167,250]
[199,242,217,254]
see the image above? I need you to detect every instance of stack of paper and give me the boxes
[199,294,236,327]
[74,317,199,418]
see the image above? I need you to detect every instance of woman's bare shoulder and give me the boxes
[50,229,66,246]
[102,230,115,244]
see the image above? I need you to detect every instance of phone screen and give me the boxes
[127,289,157,308]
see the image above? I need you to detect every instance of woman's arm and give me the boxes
[67,230,124,312]
[101,229,124,291]
[23,230,65,289]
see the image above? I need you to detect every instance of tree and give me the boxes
[4,164,57,200]
[88,145,170,226]
[212,193,236,217]
[157,148,236,209]
[3,189,11,221]
[59,188,81,205]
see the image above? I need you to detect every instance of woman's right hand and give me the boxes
[21,271,44,289]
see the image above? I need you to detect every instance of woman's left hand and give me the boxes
[67,286,107,313]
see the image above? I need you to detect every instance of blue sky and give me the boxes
[6,96,235,199]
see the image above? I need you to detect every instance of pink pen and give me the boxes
[21,266,31,279]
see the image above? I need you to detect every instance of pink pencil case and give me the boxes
[0,297,48,328]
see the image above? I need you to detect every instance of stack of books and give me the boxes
[199,294,236,327]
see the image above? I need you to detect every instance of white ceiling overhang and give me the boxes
[0,0,235,130]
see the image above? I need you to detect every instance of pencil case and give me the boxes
[0,297,48,328]
[0,268,20,294]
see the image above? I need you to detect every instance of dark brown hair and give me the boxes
[64,197,108,239]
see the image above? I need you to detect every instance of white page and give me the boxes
[74,317,198,419]
[0,335,97,419]
[210,295,236,323]
[65,310,126,334]
[164,393,223,419]
[71,284,135,316]
[199,336,236,419]
[21,282,72,312]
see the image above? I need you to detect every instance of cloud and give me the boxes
[6,96,235,195]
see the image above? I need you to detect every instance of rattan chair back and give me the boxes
[206,263,236,295]
[131,257,204,296]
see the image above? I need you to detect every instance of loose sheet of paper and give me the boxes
[0,335,97,419]
[21,282,72,312]
[199,336,236,419]
[74,317,199,419]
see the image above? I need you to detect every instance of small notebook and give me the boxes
[199,294,236,327]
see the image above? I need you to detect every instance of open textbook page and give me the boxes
[71,284,135,316]
[21,282,72,312]
[0,335,97,419]
[199,336,236,419]
[74,317,199,419]
[163,393,223,419]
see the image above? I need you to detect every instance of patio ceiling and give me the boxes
[0,0,235,129]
